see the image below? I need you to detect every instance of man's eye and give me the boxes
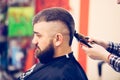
[37,35,41,38]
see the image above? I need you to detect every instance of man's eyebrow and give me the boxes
[33,31,41,34]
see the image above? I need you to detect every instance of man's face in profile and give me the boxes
[32,21,55,63]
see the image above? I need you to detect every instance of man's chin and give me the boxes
[34,42,55,63]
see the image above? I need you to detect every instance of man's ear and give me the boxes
[54,33,63,46]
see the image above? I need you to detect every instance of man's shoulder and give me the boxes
[50,56,81,73]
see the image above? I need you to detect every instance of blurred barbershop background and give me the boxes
[0,0,120,80]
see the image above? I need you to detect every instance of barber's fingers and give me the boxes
[82,45,89,51]
[82,43,97,51]
[85,36,99,44]
[84,36,93,41]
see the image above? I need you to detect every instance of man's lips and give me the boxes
[34,46,41,54]
[34,45,39,50]
[35,47,39,52]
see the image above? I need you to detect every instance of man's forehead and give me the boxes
[33,21,68,32]
[34,21,49,29]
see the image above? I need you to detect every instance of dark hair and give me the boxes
[32,7,84,46]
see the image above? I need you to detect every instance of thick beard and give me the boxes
[35,42,55,64]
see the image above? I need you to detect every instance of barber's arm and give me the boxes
[107,42,120,56]
[82,43,120,72]
[82,43,110,63]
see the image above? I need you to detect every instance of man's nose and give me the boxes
[32,37,37,45]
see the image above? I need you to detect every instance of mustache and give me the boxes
[35,43,40,49]
[31,43,40,51]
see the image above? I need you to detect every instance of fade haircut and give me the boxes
[32,7,75,46]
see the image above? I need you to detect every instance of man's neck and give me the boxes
[54,47,72,58]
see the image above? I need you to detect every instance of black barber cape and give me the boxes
[18,52,88,80]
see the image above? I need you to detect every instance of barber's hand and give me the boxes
[82,43,110,63]
[86,37,109,49]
